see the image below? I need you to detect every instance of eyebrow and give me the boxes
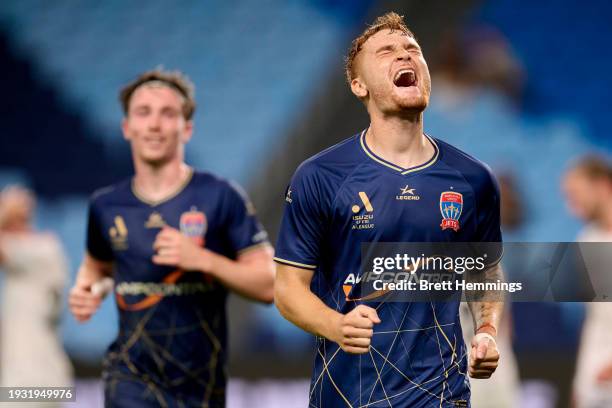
[375,44,395,54]
[131,104,180,112]
[374,41,420,55]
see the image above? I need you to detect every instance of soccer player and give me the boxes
[274,13,503,407]
[563,155,612,407]
[68,69,274,407]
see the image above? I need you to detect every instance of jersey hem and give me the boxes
[273,257,317,269]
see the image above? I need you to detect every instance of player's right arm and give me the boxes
[69,253,113,322]
[69,194,115,323]
[275,163,381,353]
[275,263,380,354]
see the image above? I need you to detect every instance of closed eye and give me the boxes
[133,106,150,116]
[375,45,395,56]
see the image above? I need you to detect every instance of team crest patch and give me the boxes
[440,191,463,231]
[180,207,207,245]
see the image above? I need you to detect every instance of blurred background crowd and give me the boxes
[0,0,611,407]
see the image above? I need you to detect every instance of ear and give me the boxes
[121,118,130,141]
[350,77,368,99]
[182,120,194,144]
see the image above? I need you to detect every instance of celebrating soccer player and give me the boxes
[68,69,275,407]
[274,12,503,407]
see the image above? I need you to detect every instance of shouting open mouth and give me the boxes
[393,68,417,88]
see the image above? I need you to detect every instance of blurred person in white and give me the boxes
[434,27,524,407]
[0,186,72,395]
[563,155,612,407]
[460,173,522,408]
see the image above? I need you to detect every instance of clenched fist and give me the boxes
[69,282,103,322]
[469,333,500,379]
[152,226,212,272]
[330,304,381,354]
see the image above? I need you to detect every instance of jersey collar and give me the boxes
[131,167,194,207]
[359,128,439,175]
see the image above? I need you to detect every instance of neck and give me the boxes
[366,111,432,169]
[132,156,191,203]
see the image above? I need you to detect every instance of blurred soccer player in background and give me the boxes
[563,155,612,407]
[68,69,274,407]
[0,186,73,405]
[275,12,503,407]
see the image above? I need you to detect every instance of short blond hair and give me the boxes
[345,12,415,85]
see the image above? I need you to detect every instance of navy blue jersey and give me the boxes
[87,169,268,407]
[275,130,501,408]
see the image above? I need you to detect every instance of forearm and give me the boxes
[75,253,113,286]
[205,247,275,303]
[467,263,504,335]
[275,275,342,340]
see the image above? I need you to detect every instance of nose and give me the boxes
[148,113,162,130]
[396,49,411,61]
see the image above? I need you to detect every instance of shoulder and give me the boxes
[89,178,131,207]
[191,171,254,215]
[292,132,365,188]
[191,170,248,199]
[434,137,499,195]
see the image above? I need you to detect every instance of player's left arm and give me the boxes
[466,262,504,379]
[152,227,275,303]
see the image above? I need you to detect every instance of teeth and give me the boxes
[394,69,415,82]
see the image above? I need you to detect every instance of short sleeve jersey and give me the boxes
[87,170,268,406]
[275,131,501,408]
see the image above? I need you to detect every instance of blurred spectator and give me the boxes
[498,172,525,232]
[0,186,72,399]
[433,25,525,106]
[563,155,612,241]
[562,155,612,407]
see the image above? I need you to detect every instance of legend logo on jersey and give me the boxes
[180,207,207,245]
[396,185,420,201]
[440,191,463,231]
[285,187,293,203]
[145,211,166,229]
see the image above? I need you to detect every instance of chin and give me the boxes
[402,101,427,112]
[139,153,170,167]
[391,91,428,112]
[395,99,427,114]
